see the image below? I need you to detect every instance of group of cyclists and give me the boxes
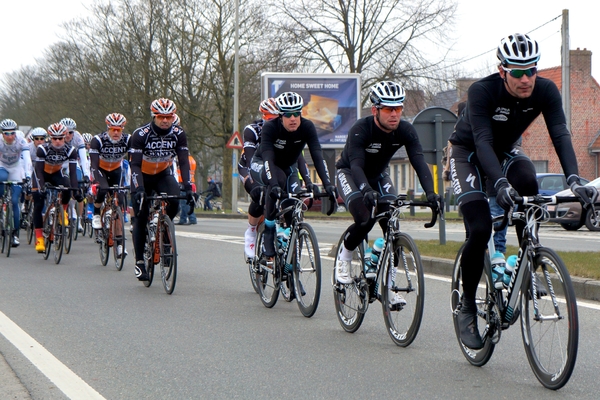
[2,33,598,361]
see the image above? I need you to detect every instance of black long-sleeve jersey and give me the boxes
[89,132,130,176]
[128,122,190,191]
[35,143,79,188]
[336,116,434,195]
[254,117,331,187]
[449,73,579,186]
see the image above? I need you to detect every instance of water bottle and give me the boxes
[503,255,517,287]
[372,238,384,262]
[87,202,94,221]
[364,246,373,274]
[277,227,290,252]
[104,209,112,228]
[365,238,384,278]
[490,251,506,289]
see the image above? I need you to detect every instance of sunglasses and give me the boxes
[2,131,16,135]
[51,137,65,141]
[502,66,537,79]
[33,137,46,141]
[282,111,301,118]
[376,106,403,113]
[155,114,174,120]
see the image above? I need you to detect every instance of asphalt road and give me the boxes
[0,218,599,399]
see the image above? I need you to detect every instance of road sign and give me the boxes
[226,131,243,149]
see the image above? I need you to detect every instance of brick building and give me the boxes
[522,49,600,180]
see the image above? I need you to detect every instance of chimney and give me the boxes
[570,48,592,78]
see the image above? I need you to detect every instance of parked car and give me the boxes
[536,173,589,196]
[547,177,600,231]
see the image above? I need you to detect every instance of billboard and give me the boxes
[261,73,361,148]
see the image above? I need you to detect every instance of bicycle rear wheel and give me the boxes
[99,226,110,266]
[292,222,321,318]
[381,233,425,347]
[520,247,578,390]
[332,236,368,333]
[248,223,263,294]
[256,229,280,308]
[451,243,495,366]
[53,212,63,264]
[111,207,126,271]
[42,210,52,260]
[159,216,177,294]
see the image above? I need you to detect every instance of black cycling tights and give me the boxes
[342,198,390,251]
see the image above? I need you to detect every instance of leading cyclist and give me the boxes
[448,33,598,349]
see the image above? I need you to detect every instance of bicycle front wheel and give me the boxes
[292,223,321,318]
[26,208,34,245]
[53,212,64,264]
[451,243,495,366]
[332,236,368,333]
[248,223,263,294]
[381,233,425,347]
[256,228,280,308]
[159,216,177,294]
[520,247,578,390]
[111,207,126,271]
[64,219,74,254]
[4,201,13,257]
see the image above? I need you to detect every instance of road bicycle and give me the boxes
[42,185,77,264]
[332,195,438,347]
[450,193,581,390]
[141,193,186,294]
[197,193,222,212]
[0,181,22,257]
[252,190,334,318]
[96,185,129,270]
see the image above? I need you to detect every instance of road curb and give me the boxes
[421,256,600,303]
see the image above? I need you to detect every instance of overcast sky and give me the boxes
[3,1,599,81]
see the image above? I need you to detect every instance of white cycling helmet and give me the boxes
[82,133,94,144]
[60,117,77,131]
[30,127,47,139]
[150,98,177,116]
[105,113,127,128]
[259,98,280,116]
[369,81,405,107]
[173,114,181,125]
[497,33,540,66]
[0,118,17,131]
[275,92,303,113]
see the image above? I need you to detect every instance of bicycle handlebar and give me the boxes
[365,195,440,229]
[494,193,584,232]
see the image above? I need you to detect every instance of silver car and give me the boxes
[546,177,600,231]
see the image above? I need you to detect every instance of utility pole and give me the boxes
[561,9,571,132]
[232,0,240,212]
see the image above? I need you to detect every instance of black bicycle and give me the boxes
[252,190,333,317]
[332,195,438,346]
[0,181,21,257]
[97,185,129,270]
[42,185,78,264]
[141,193,185,294]
[451,193,580,390]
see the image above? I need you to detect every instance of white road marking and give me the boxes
[0,311,105,399]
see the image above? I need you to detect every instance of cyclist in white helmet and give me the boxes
[448,33,598,349]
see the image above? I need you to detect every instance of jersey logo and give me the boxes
[493,114,508,121]
[466,173,477,188]
[383,182,392,193]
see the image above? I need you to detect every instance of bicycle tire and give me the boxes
[63,219,74,254]
[111,207,126,271]
[159,216,177,294]
[26,208,34,245]
[5,197,13,257]
[293,222,321,318]
[256,228,280,308]
[143,232,155,288]
[248,223,263,294]
[451,242,495,366]
[0,203,5,254]
[280,270,294,302]
[520,247,578,390]
[332,235,368,333]
[53,210,63,264]
[99,226,110,266]
[381,233,425,347]
[43,209,52,260]
[74,215,80,241]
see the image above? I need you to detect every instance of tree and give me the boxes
[268,0,458,105]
